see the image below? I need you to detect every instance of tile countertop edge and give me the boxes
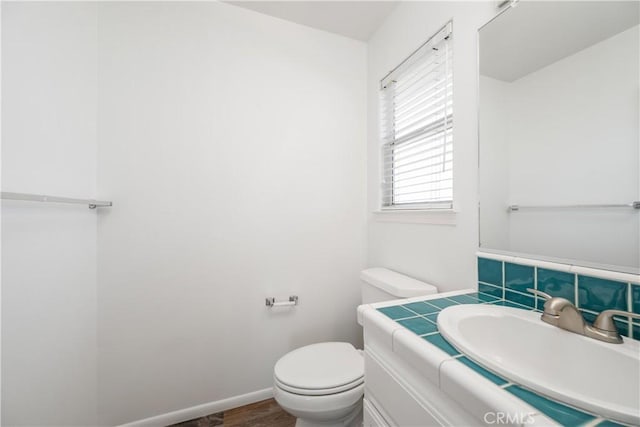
[360,289,561,427]
[357,289,475,326]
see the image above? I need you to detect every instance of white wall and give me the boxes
[96,2,366,425]
[1,3,98,425]
[367,2,496,291]
[479,25,639,270]
[1,2,366,425]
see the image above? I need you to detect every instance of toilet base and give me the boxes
[274,381,364,426]
[294,402,363,427]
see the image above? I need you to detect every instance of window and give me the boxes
[380,22,453,210]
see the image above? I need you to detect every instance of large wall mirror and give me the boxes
[478,1,639,274]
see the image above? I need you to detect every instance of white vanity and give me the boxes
[358,290,637,427]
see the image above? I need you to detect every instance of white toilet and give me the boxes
[273,268,438,427]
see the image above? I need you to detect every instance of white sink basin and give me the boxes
[438,304,640,425]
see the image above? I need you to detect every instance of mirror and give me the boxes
[478,1,640,273]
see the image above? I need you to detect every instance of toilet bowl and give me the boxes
[273,268,438,426]
[273,342,364,427]
[273,385,364,427]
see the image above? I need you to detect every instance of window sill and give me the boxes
[372,209,457,225]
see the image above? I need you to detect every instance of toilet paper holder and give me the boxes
[266,295,299,308]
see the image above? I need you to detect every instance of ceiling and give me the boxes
[225,1,398,41]
[480,1,640,82]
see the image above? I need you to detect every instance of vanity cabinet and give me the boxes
[358,290,560,427]
[360,301,484,426]
[363,347,477,426]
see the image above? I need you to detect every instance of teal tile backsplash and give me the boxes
[504,290,535,309]
[477,256,638,340]
[537,268,575,301]
[631,284,640,314]
[505,262,534,293]
[470,292,501,303]
[478,258,502,286]
[478,282,502,298]
[578,276,628,312]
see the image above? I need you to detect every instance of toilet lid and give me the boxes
[274,342,364,393]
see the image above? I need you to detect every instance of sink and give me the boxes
[437,304,640,425]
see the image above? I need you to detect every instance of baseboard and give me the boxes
[117,388,274,427]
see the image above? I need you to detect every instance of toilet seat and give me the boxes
[274,342,364,396]
[274,374,363,396]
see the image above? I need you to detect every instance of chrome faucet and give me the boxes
[527,288,640,344]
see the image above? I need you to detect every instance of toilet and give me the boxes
[273,268,438,427]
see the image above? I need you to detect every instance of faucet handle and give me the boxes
[526,288,575,316]
[592,309,640,332]
[526,288,553,300]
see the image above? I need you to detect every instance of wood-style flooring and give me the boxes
[169,398,295,427]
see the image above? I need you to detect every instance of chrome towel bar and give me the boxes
[508,201,640,212]
[1,192,112,209]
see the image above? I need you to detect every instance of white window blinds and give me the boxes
[380,22,453,210]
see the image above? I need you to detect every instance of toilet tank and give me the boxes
[360,268,438,304]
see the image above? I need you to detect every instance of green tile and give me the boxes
[582,311,596,323]
[424,313,439,324]
[505,290,535,309]
[578,276,628,312]
[402,301,439,315]
[596,420,626,427]
[631,284,640,315]
[478,258,502,286]
[537,268,575,303]
[377,305,415,320]
[428,298,458,310]
[479,283,502,298]
[506,385,595,425]
[449,294,482,304]
[505,263,534,293]
[475,292,501,302]
[398,317,438,336]
[457,357,507,386]
[422,333,460,356]
[616,319,629,338]
[533,295,547,312]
